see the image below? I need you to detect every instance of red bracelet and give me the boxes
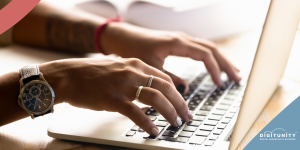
[95,17,122,54]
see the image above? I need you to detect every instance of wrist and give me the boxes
[99,20,124,55]
[39,61,69,104]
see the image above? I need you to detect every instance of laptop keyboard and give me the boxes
[125,73,245,146]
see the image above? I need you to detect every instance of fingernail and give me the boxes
[188,111,193,120]
[176,117,182,127]
[151,128,159,136]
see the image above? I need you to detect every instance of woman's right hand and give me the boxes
[39,58,192,136]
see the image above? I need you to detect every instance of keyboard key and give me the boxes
[216,105,230,110]
[212,110,226,116]
[138,128,145,132]
[213,129,223,135]
[126,131,136,136]
[192,95,204,101]
[195,130,211,137]
[148,111,160,116]
[217,124,227,129]
[204,101,217,106]
[167,126,181,132]
[148,116,157,121]
[228,90,240,95]
[196,110,209,116]
[224,95,237,101]
[232,102,241,108]
[131,125,139,131]
[208,135,219,140]
[220,100,234,105]
[229,108,239,113]
[178,131,193,138]
[183,126,197,132]
[221,118,231,124]
[158,116,167,121]
[190,99,202,105]
[199,125,214,131]
[162,130,176,137]
[156,127,164,134]
[189,136,206,145]
[193,116,205,121]
[176,84,186,94]
[208,115,222,121]
[189,105,198,111]
[159,136,189,143]
[183,95,190,100]
[187,121,202,127]
[225,113,235,118]
[155,121,169,127]
[203,120,218,126]
[204,141,214,146]
[200,106,213,111]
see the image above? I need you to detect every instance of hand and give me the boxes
[39,58,193,136]
[101,22,241,93]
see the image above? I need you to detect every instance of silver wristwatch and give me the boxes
[18,64,55,119]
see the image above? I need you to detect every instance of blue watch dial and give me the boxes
[22,83,53,112]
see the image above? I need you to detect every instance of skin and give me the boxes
[0,1,240,136]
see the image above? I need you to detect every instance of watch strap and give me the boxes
[20,64,40,85]
[33,109,52,118]
[20,64,40,79]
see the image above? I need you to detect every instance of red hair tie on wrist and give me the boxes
[95,17,122,54]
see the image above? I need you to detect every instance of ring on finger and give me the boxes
[135,86,143,102]
[147,75,154,87]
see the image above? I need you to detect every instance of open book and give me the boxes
[77,0,270,40]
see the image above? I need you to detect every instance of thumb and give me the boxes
[163,70,189,95]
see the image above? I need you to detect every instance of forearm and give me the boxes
[12,2,106,53]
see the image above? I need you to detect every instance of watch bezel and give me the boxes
[18,80,55,116]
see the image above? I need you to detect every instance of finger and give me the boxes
[126,58,174,85]
[191,38,241,82]
[163,70,189,94]
[184,41,223,86]
[138,87,182,127]
[118,101,159,136]
[146,76,192,122]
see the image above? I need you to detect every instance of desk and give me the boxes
[0,30,300,150]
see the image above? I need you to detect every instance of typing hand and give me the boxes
[101,22,241,92]
[39,58,193,136]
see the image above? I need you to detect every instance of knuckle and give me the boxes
[148,90,161,101]
[128,58,143,67]
[202,49,213,58]
[162,81,172,91]
[165,75,173,84]
[167,33,183,45]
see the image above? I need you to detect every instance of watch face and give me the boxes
[21,82,53,112]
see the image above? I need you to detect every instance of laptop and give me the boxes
[48,0,300,150]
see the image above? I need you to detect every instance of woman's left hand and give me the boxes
[101,22,241,93]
